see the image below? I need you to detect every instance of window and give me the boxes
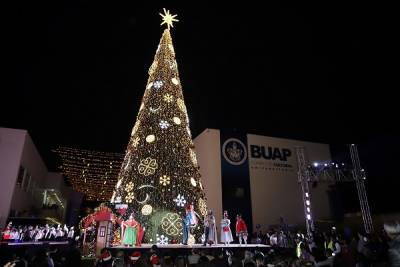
[23,173,31,192]
[99,226,106,237]
[16,166,25,188]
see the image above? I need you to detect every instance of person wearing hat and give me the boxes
[384,221,400,267]
[150,254,161,267]
[126,251,141,267]
[2,221,12,240]
[96,248,113,267]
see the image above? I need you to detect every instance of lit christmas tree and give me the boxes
[111,9,208,244]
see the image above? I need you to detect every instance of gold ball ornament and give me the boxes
[146,134,156,143]
[171,77,179,85]
[173,117,181,125]
[141,204,153,215]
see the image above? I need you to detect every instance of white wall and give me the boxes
[10,132,48,216]
[247,134,332,229]
[0,128,27,228]
[193,129,223,224]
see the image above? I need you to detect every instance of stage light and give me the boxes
[307,207,310,213]
[306,200,310,206]
[306,214,311,220]
[305,193,309,198]
[324,163,328,167]
[313,162,319,167]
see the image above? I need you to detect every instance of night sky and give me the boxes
[2,2,398,214]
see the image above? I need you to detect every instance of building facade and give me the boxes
[0,127,82,228]
[194,129,333,234]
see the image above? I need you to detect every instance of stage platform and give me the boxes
[0,241,69,246]
[107,243,274,256]
[111,243,270,249]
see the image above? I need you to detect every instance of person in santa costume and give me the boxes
[2,222,13,240]
[235,214,248,245]
[220,210,234,246]
[96,248,113,267]
[127,251,141,266]
[150,254,161,267]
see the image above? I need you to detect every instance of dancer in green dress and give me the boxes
[122,213,138,246]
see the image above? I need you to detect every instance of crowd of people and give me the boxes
[94,245,293,267]
[1,220,399,266]
[1,222,76,242]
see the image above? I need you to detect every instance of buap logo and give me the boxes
[222,138,247,165]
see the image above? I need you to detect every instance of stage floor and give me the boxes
[111,243,270,249]
[1,241,69,246]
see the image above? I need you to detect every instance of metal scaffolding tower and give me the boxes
[296,144,373,236]
[350,144,374,233]
[296,147,314,237]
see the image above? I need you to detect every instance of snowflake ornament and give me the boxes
[160,175,171,186]
[153,80,163,89]
[174,194,186,207]
[125,192,134,203]
[156,234,169,245]
[159,120,170,129]
[125,182,134,192]
[131,137,140,147]
[163,94,174,103]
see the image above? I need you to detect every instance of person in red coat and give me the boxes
[235,214,248,245]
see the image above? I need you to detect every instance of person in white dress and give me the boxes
[220,210,233,246]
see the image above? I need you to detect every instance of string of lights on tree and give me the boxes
[53,147,124,201]
[110,9,208,244]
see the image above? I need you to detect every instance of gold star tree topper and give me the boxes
[160,8,179,30]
